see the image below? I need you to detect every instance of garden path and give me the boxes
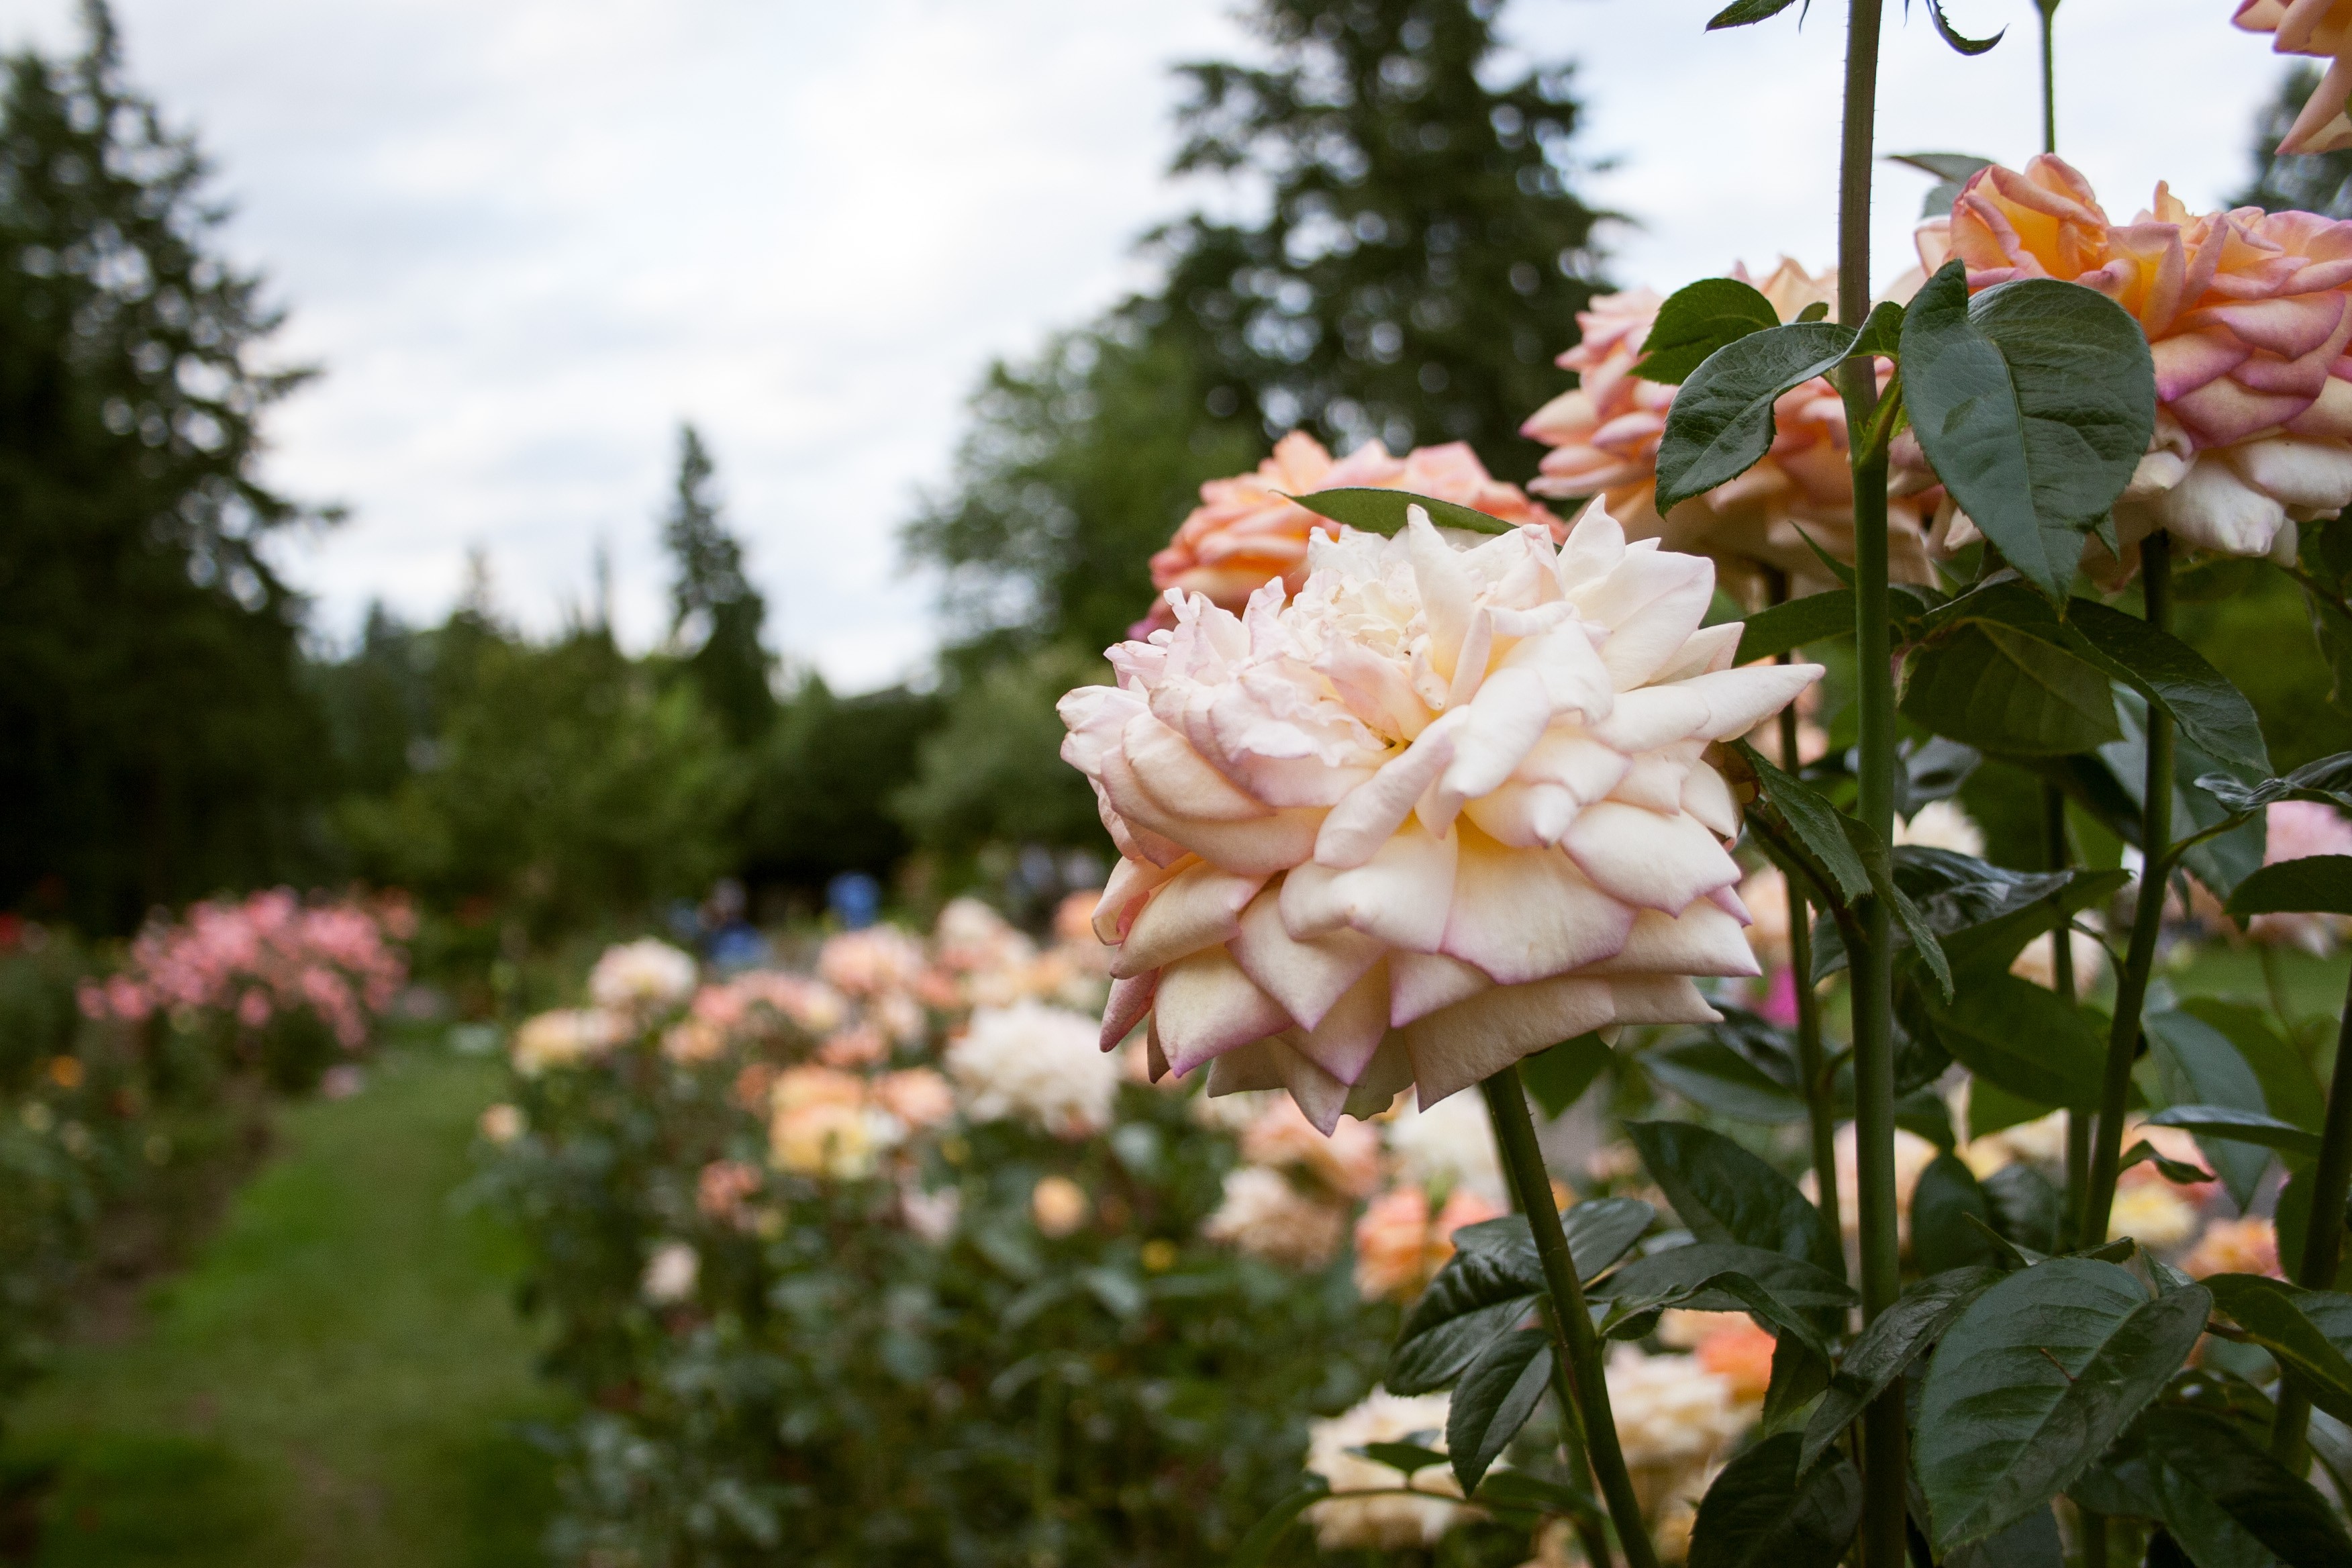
[3,1042,560,1567]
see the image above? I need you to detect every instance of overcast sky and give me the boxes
[0,0,2294,689]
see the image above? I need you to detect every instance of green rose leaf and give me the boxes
[2145,1009,2273,1208]
[1520,1032,1613,1118]
[1921,973,2104,1108]
[1893,150,1996,221]
[1450,1197,1657,1285]
[1634,277,1782,385]
[1388,1248,1538,1395]
[1802,1265,2002,1471]
[1447,1327,1553,1494]
[2132,1406,2352,1568]
[1734,587,1857,665]
[1916,1258,2208,1549]
[1353,1439,1448,1477]
[1591,1243,1857,1317]
[2202,1275,2352,1422]
[1899,264,2158,604]
[1626,1121,1841,1274]
[2143,1106,2323,1159]
[2197,750,2352,815]
[1706,0,1802,28]
[1730,742,1873,906]
[1656,322,1857,512]
[2179,997,2324,1132]
[1923,0,2004,54]
[1900,621,2123,756]
[2226,855,2352,920]
[1911,1154,2002,1277]
[1289,487,1517,538]
[1643,1038,1810,1124]
[1225,1475,1330,1568]
[1688,1432,1863,1568]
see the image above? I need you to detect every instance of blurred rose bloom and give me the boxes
[816,925,927,998]
[478,1102,525,1144]
[1240,1097,1382,1197]
[2236,1,2352,152]
[2249,801,2352,953]
[1919,155,2352,575]
[1030,1174,1092,1238]
[1384,1093,1509,1208]
[1351,1183,1504,1302]
[640,1240,700,1306]
[1605,1344,1755,1521]
[1522,260,1939,595]
[1202,1165,1349,1267]
[872,1067,955,1129]
[1067,503,1816,1132]
[945,999,1121,1137]
[2182,1215,2283,1278]
[1144,432,1558,632]
[511,1008,622,1077]
[589,938,699,1016]
[697,1159,765,1226]
[1892,799,1985,857]
[1304,1389,1479,1550]
[768,1065,895,1180]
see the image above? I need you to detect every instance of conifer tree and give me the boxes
[0,1,322,930]
[2234,63,2352,217]
[660,424,775,746]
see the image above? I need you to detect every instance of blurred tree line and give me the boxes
[7,2,2335,949]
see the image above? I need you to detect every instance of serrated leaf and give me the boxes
[1688,1432,1863,1568]
[1802,1265,2002,1470]
[1448,1328,1553,1493]
[1634,277,1782,385]
[2145,1010,2272,1208]
[1520,1031,1612,1118]
[1917,1259,2210,1548]
[2117,1140,2216,1188]
[1290,487,1516,538]
[2202,1275,2352,1424]
[1900,264,2158,603]
[1921,0,2004,54]
[1983,1163,2065,1253]
[2195,750,2352,816]
[1657,322,1857,511]
[2143,1106,2322,1159]
[1591,1243,1857,1316]
[1449,1197,1657,1285]
[1734,588,1856,664]
[2179,998,2323,1132]
[1901,620,2123,754]
[1923,973,2104,1108]
[2134,1406,2352,1568]
[1890,151,1996,183]
[1475,1469,1600,1520]
[2227,855,2352,920]
[1912,1154,2002,1276]
[1642,1038,1809,1123]
[1849,298,1905,360]
[1707,0,1802,26]
[1626,1122,1841,1274]
[1353,1438,1447,1475]
[1730,741,1872,905]
[2063,597,2273,779]
[1389,1248,1539,1395]
[2046,697,2268,899]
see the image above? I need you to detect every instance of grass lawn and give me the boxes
[2,1041,562,1568]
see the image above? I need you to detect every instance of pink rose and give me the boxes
[2235,1,2352,152]
[1065,502,1818,1130]
[1920,154,2352,570]
[1143,432,1558,632]
[1522,260,1939,595]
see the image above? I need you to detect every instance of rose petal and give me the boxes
[1281,818,1459,952]
[1402,977,1617,1107]
[1114,862,1269,977]
[1100,971,1159,1050]
[1440,831,1635,985]
[1231,885,1386,1030]
[1563,801,1742,912]
[1578,901,1761,978]
[1389,950,1492,1026]
[1154,948,1293,1077]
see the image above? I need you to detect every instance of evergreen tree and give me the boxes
[1158,0,1607,475]
[0,3,324,930]
[2233,63,2352,217]
[661,424,775,746]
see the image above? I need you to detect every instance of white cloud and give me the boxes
[0,0,2297,689]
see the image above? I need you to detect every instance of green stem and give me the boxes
[1837,3,1903,1561]
[2037,0,2060,155]
[2272,966,2352,1469]
[2082,531,2175,1247]
[2045,782,2088,1251]
[2261,944,2296,1036]
[1767,572,1844,1269]
[1481,1069,1658,1568]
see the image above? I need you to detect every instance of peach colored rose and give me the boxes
[1202,1165,1349,1267]
[1143,432,1558,632]
[1920,154,2352,571]
[1692,1315,1777,1404]
[2182,1214,2284,1279]
[1240,1097,1383,1197]
[818,1024,888,1067]
[1031,1174,1091,1238]
[873,1067,955,1129]
[1349,1183,1505,1301]
[1522,259,1939,595]
[1067,502,1816,1130]
[697,1159,764,1226]
[2236,1,2352,152]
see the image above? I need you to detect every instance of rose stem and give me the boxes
[2272,965,2352,1469]
[2081,530,2174,1249]
[2037,1,2061,156]
[1504,1166,1617,1568]
[1768,567,1843,1267]
[1479,1067,1657,1568]
[2048,783,2088,1250]
[1834,1,1905,1563]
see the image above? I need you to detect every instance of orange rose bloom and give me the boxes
[1919,154,2352,573]
[1143,432,1557,630]
[1521,259,1937,596]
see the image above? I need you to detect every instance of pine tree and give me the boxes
[660,424,774,745]
[0,2,324,930]
[1157,0,1606,475]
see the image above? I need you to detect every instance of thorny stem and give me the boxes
[2273,966,2352,1469]
[1837,3,1904,1563]
[1767,569,1843,1268]
[1480,1069,1659,1568]
[2083,531,2175,1248]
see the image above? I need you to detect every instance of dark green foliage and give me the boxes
[0,3,325,932]
[661,425,775,746]
[1157,0,1606,474]
[747,675,942,894]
